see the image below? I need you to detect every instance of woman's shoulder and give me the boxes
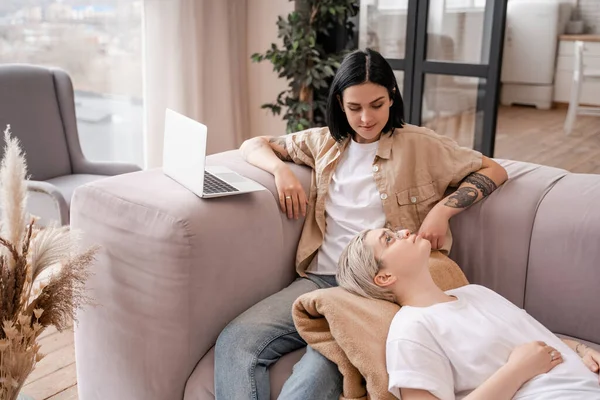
[387,308,440,347]
[388,306,430,338]
[450,284,513,308]
[289,126,336,149]
[388,124,464,160]
[290,126,331,139]
[393,123,454,145]
[448,284,494,297]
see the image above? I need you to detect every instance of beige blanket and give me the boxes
[292,251,469,400]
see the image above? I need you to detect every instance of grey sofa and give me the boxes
[71,151,600,400]
[0,64,141,225]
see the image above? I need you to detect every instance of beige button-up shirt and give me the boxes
[284,124,483,277]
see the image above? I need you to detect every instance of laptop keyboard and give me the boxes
[203,171,240,195]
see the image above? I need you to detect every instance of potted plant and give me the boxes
[0,125,97,400]
[252,0,358,132]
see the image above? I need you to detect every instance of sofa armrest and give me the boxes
[27,180,69,225]
[71,150,311,400]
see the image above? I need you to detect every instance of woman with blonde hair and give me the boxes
[337,228,600,400]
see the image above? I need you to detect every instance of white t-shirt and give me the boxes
[386,285,600,400]
[308,139,386,275]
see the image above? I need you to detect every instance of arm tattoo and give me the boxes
[462,172,498,197]
[444,187,479,208]
[273,149,292,162]
[268,137,293,162]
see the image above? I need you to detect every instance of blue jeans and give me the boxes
[214,274,342,400]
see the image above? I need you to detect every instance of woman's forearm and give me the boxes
[463,364,526,400]
[562,338,589,357]
[433,156,508,220]
[240,136,290,175]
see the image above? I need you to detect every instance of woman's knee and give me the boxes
[215,318,256,357]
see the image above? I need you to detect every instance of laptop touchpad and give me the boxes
[217,172,247,183]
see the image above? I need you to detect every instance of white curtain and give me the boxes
[143,0,251,168]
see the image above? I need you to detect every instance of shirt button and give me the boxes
[380,193,388,200]
[410,196,417,203]
[372,165,379,172]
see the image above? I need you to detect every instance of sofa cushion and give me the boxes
[525,173,600,345]
[449,160,567,307]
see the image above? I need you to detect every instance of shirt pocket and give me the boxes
[396,182,439,229]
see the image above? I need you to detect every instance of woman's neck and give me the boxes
[392,274,456,308]
[352,132,381,144]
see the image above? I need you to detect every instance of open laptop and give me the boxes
[162,108,266,198]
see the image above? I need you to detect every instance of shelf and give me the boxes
[559,34,600,43]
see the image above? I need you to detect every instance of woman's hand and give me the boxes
[580,346,600,381]
[507,341,563,384]
[273,165,308,220]
[418,207,449,250]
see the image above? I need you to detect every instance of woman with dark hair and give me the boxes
[214,48,508,400]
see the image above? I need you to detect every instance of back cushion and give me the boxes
[450,160,567,307]
[525,174,600,344]
[0,65,72,180]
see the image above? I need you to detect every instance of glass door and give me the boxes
[359,0,417,111]
[359,0,508,156]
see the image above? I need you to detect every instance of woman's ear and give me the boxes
[374,271,397,288]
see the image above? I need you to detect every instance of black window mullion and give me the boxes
[401,0,419,119]
[409,0,429,124]
[422,61,488,78]
[387,59,405,70]
[479,0,509,157]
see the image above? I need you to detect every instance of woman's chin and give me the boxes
[354,127,382,142]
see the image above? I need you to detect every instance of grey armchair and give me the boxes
[0,64,141,225]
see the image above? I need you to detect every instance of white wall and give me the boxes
[247,0,295,138]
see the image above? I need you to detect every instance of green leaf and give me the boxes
[256,0,356,131]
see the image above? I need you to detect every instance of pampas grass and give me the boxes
[0,126,27,270]
[0,125,98,399]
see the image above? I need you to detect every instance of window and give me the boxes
[445,0,486,11]
[0,1,144,166]
[365,0,486,12]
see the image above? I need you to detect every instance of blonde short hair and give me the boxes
[337,229,396,302]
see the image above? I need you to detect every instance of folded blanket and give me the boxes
[292,251,469,400]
